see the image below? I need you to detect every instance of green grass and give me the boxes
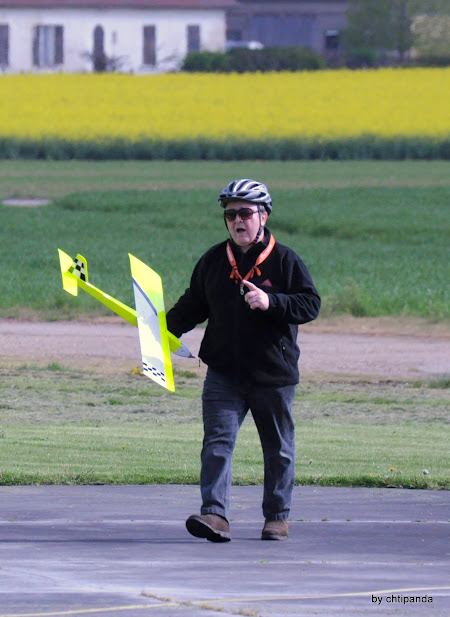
[0,160,448,489]
[0,422,446,489]
[0,365,448,488]
[0,160,449,319]
[1,159,449,199]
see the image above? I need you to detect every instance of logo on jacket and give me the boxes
[261,279,273,287]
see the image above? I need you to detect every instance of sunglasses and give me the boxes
[223,207,260,222]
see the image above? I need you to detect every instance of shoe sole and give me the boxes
[186,517,231,543]
[261,533,288,541]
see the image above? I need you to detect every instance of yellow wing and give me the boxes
[129,254,175,392]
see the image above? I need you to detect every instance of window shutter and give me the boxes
[143,25,156,65]
[55,25,63,64]
[32,26,40,66]
[187,25,200,53]
[0,24,8,65]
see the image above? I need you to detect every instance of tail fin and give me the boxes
[58,248,79,296]
[72,254,89,283]
[58,248,137,325]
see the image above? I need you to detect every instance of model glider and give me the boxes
[58,249,193,392]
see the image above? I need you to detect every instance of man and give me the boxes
[166,179,320,542]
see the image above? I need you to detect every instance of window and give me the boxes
[92,25,106,72]
[32,25,63,67]
[325,30,339,51]
[143,25,156,65]
[187,25,200,53]
[0,24,9,66]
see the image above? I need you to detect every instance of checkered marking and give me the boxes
[143,362,166,383]
[72,259,87,282]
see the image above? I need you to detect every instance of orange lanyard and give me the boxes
[226,234,276,295]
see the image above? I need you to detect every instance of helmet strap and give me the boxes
[253,207,264,244]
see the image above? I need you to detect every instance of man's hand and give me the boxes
[243,280,270,311]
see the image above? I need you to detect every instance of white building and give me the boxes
[0,0,237,73]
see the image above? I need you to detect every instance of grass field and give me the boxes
[0,364,448,489]
[0,160,448,489]
[0,160,449,319]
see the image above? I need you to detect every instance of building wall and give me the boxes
[0,7,226,73]
[227,1,347,53]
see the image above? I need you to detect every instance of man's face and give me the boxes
[224,200,268,252]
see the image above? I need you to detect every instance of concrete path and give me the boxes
[0,485,448,616]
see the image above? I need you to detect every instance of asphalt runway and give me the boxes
[0,485,448,617]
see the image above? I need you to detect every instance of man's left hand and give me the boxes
[242,280,270,311]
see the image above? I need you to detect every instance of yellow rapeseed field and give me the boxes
[1,68,449,142]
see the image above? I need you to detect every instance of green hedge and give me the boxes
[182,48,450,72]
[182,47,326,72]
[413,55,450,67]
[0,135,448,161]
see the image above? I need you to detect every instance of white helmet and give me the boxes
[218,178,272,214]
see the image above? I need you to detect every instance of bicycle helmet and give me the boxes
[218,178,272,214]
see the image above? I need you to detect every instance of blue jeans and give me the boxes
[200,368,296,522]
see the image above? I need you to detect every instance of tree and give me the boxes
[391,0,413,61]
[410,0,450,62]
[344,0,450,64]
[343,0,413,63]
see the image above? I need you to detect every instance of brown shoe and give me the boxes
[261,518,289,541]
[186,514,231,543]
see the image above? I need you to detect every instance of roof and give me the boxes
[0,0,237,8]
[235,0,346,4]
[236,1,346,3]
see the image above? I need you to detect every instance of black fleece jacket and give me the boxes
[166,229,320,386]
